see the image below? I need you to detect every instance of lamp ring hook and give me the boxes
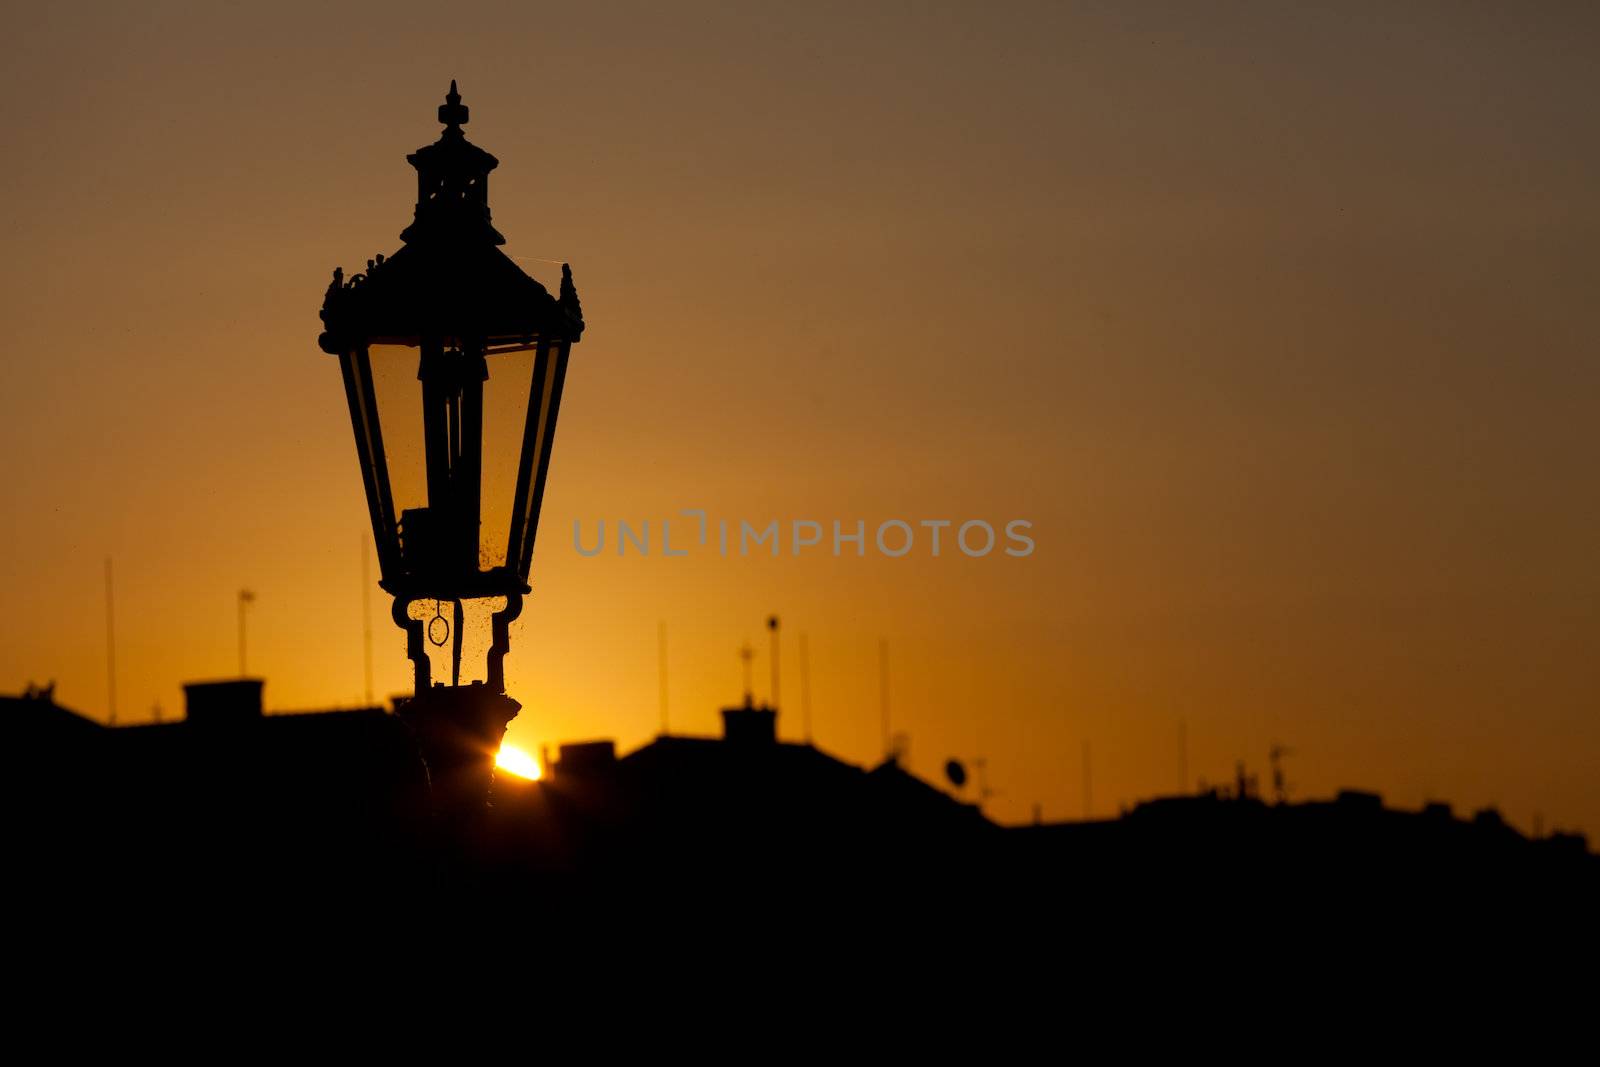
[427,598,450,647]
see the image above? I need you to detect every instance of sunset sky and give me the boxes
[2,2,1596,835]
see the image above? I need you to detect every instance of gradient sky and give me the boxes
[2,2,1596,835]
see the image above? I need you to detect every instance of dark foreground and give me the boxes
[5,683,1595,965]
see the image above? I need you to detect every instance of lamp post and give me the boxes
[317,82,584,818]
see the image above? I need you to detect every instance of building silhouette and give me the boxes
[3,679,1593,937]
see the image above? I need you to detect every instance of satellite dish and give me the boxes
[945,759,967,788]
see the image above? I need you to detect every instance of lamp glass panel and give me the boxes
[340,348,390,556]
[513,342,566,578]
[479,346,535,570]
[366,343,429,545]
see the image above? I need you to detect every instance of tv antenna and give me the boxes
[1269,743,1294,804]
[238,588,257,676]
[767,615,780,711]
[738,640,754,707]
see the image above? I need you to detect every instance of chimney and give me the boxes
[183,679,264,726]
[721,704,776,745]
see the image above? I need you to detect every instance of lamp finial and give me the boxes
[439,80,468,128]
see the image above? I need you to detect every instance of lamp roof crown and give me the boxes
[317,82,584,352]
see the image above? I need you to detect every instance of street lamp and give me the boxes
[317,82,584,813]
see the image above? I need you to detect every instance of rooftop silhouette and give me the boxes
[5,678,1592,936]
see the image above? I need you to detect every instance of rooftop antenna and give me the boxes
[150,698,162,725]
[1269,743,1293,804]
[879,638,890,760]
[766,615,780,712]
[1234,759,1259,800]
[738,640,754,708]
[658,620,669,734]
[104,557,117,726]
[238,588,256,677]
[798,632,812,743]
[361,537,374,706]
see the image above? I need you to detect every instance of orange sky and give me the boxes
[2,2,1596,835]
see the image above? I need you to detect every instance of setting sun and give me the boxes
[495,743,542,781]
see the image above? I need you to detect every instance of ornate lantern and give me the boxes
[317,83,583,809]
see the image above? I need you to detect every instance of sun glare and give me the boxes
[495,743,542,781]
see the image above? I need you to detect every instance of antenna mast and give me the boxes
[738,641,754,707]
[1269,743,1293,804]
[767,615,780,710]
[238,589,256,676]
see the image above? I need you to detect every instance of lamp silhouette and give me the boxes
[317,82,585,816]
